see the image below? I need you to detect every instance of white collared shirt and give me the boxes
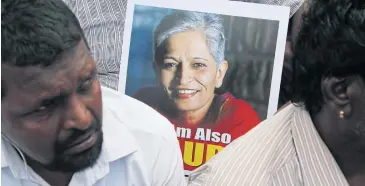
[1,87,186,186]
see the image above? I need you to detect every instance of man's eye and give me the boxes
[33,96,62,114]
[78,79,92,93]
[35,106,47,112]
[32,104,52,117]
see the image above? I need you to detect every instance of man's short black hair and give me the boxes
[1,0,89,99]
[1,0,88,67]
[290,0,365,114]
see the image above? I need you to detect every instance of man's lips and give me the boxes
[62,129,99,155]
[67,130,95,147]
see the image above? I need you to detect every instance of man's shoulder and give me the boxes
[231,104,297,163]
[102,87,176,141]
[217,104,296,163]
[189,105,298,185]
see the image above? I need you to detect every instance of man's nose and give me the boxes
[63,95,92,130]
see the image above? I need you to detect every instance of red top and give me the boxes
[134,87,261,172]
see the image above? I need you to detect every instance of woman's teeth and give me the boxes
[177,90,198,94]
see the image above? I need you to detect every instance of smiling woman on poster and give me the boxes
[134,11,261,172]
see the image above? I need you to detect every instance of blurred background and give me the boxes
[125,5,280,120]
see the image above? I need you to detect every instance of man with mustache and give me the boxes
[1,0,185,185]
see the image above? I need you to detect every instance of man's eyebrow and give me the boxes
[39,94,65,106]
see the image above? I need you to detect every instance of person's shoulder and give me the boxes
[220,93,256,113]
[1,168,21,186]
[218,92,261,128]
[189,104,297,185]
[118,94,174,139]
[101,87,184,183]
[102,87,176,141]
[229,103,297,156]
[133,86,162,106]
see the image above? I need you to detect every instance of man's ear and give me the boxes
[215,60,228,88]
[321,76,351,115]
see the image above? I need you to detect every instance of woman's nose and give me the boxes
[176,64,193,85]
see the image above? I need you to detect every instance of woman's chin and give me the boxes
[173,101,204,112]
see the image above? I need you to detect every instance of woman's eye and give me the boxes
[192,63,207,68]
[163,63,178,69]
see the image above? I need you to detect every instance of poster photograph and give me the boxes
[119,0,290,175]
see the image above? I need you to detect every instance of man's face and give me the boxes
[155,31,227,111]
[1,41,103,172]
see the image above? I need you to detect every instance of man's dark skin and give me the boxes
[1,41,103,186]
[312,75,365,186]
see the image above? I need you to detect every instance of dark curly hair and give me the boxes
[290,0,365,114]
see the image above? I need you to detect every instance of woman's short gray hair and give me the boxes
[154,11,225,64]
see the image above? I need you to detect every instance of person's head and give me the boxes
[1,0,103,173]
[290,0,365,152]
[153,11,228,112]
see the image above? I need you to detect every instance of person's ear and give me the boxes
[215,60,228,88]
[321,76,351,117]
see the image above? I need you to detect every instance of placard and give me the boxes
[119,0,289,175]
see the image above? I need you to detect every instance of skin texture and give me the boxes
[313,75,365,186]
[1,41,103,186]
[154,31,228,125]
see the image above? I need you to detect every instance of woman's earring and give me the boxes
[339,110,345,119]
